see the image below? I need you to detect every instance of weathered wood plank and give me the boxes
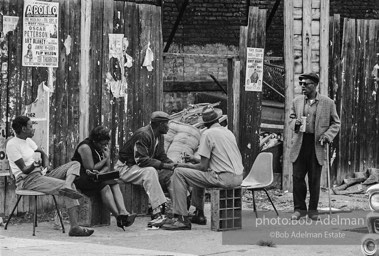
[232,60,240,142]
[139,4,154,123]
[66,0,81,162]
[328,14,341,184]
[283,0,294,191]
[88,0,103,130]
[362,20,378,170]
[293,0,320,8]
[79,0,91,140]
[293,7,320,20]
[154,5,163,110]
[294,35,320,50]
[125,2,140,137]
[101,0,113,132]
[339,18,356,179]
[293,19,320,35]
[319,0,329,95]
[302,0,312,73]
[114,1,125,158]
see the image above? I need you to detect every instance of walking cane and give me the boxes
[325,142,332,216]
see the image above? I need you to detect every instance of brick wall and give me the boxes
[125,0,379,112]
[164,43,238,81]
[162,0,248,46]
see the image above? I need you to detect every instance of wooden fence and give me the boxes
[0,0,162,216]
[329,15,379,184]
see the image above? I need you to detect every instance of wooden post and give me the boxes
[227,58,241,141]
[319,0,330,188]
[239,7,266,176]
[319,0,329,95]
[79,0,91,141]
[302,0,311,73]
[283,0,294,191]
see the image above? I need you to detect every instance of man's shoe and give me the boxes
[68,226,94,237]
[191,214,207,225]
[308,211,320,221]
[147,214,167,228]
[291,211,306,220]
[161,216,191,230]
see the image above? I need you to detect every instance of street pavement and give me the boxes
[0,204,367,256]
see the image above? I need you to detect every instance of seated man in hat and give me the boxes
[161,107,244,230]
[115,111,177,227]
[6,116,94,236]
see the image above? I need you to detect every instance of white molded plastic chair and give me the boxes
[241,152,279,218]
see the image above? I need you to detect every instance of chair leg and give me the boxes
[52,195,65,233]
[251,190,258,218]
[4,195,23,230]
[263,188,279,216]
[33,195,37,236]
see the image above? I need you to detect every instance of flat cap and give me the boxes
[299,72,319,84]
[151,111,170,122]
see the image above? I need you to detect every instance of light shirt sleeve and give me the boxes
[27,138,38,151]
[6,141,22,162]
[197,132,213,159]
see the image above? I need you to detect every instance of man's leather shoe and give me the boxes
[291,211,306,220]
[191,214,207,225]
[308,211,320,221]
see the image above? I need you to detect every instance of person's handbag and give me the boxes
[94,171,120,182]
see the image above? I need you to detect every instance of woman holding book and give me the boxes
[72,126,136,230]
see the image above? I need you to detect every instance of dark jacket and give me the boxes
[118,125,173,169]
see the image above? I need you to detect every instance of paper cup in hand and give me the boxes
[299,116,306,132]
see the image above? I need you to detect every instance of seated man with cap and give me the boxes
[115,111,177,227]
[161,106,244,230]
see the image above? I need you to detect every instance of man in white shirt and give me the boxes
[6,116,94,236]
[161,107,244,230]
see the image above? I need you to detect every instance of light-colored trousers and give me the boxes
[115,160,167,210]
[172,167,243,216]
[16,161,81,209]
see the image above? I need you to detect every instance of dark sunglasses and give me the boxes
[299,81,314,86]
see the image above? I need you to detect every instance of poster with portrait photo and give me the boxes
[22,0,59,67]
[245,47,264,92]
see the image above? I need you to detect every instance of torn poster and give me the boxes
[3,16,19,36]
[0,121,9,176]
[108,34,128,99]
[123,37,133,68]
[142,42,154,71]
[245,47,264,92]
[23,82,50,159]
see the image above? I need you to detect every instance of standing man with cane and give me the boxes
[289,73,340,221]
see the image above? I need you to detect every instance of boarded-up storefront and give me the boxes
[0,0,162,216]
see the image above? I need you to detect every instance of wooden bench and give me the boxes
[77,191,110,227]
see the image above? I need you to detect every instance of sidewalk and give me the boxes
[0,204,364,256]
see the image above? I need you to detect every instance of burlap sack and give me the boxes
[165,120,201,162]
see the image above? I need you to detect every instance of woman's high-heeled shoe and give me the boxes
[125,213,136,227]
[116,215,128,231]
[116,214,137,231]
